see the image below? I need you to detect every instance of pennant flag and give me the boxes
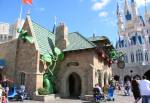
[117,2,119,15]
[52,16,56,34]
[22,0,32,5]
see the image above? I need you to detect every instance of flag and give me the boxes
[22,0,32,5]
[117,2,119,15]
[52,16,56,34]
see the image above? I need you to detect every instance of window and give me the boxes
[136,49,143,62]
[20,72,25,85]
[145,52,149,61]
[124,55,128,63]
[131,53,134,63]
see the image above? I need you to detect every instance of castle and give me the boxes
[112,0,150,82]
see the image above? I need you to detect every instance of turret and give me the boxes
[117,3,124,36]
[131,0,138,19]
[124,0,132,21]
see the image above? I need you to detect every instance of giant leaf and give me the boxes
[41,54,52,64]
[54,47,61,56]
[24,35,34,44]
[58,53,64,60]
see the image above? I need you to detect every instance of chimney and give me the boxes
[55,23,69,50]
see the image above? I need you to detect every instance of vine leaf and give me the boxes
[54,47,61,56]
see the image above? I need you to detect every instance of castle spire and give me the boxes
[131,0,138,19]
[144,0,148,25]
[124,0,132,21]
[117,2,124,36]
[144,0,148,17]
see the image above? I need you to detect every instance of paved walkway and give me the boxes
[9,93,136,103]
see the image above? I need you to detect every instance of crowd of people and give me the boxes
[93,75,150,103]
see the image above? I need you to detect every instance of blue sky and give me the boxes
[0,0,150,45]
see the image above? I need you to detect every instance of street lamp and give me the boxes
[130,70,133,80]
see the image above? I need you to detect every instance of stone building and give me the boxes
[0,15,113,98]
[112,0,150,82]
[0,19,24,43]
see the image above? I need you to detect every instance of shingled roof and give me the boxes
[63,32,96,52]
[30,21,96,53]
[31,21,55,55]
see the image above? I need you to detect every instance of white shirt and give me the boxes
[96,85,103,94]
[139,79,150,96]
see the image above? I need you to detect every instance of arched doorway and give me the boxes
[68,72,81,98]
[124,75,131,83]
[114,75,120,81]
[144,70,150,80]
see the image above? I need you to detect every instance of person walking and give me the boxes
[131,77,141,103]
[139,76,150,103]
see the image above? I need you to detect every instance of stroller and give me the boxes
[107,85,115,101]
[8,85,29,101]
[93,87,105,103]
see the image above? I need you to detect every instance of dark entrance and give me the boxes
[69,72,81,98]
[144,70,150,80]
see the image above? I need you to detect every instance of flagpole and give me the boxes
[18,3,23,29]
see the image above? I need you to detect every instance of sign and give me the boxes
[117,60,125,69]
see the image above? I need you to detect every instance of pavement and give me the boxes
[9,93,136,103]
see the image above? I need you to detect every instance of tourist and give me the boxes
[1,76,9,103]
[0,84,3,103]
[95,84,103,95]
[139,76,150,103]
[124,80,131,96]
[131,77,141,103]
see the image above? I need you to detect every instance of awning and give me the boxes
[0,59,5,69]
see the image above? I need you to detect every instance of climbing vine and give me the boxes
[40,47,64,94]
[17,28,34,44]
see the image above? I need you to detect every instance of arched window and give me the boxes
[145,52,149,61]
[136,49,143,62]
[124,55,128,63]
[131,53,134,63]
[20,72,26,85]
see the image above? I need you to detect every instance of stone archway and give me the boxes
[144,70,150,80]
[68,72,81,98]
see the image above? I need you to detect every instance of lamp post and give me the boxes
[130,70,133,80]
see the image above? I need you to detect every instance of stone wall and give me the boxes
[56,49,110,98]
[15,18,43,96]
[0,39,17,79]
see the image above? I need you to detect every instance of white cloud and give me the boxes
[92,0,110,11]
[98,11,108,17]
[136,0,150,8]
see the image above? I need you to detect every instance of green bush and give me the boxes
[38,88,49,95]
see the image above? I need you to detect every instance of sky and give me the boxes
[0,0,150,45]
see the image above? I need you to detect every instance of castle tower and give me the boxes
[124,0,132,21]
[131,0,138,20]
[55,23,69,50]
[117,3,124,36]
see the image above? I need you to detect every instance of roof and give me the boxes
[63,32,96,51]
[88,36,110,43]
[31,21,55,55]
[31,21,96,53]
